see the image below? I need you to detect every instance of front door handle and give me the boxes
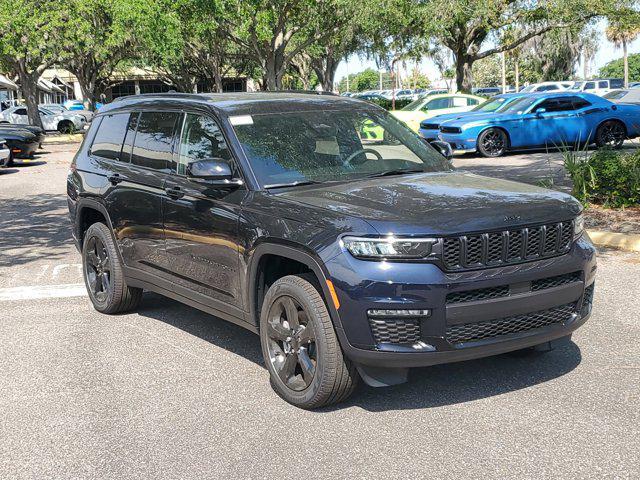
[165,186,185,199]
[107,173,124,185]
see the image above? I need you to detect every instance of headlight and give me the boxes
[342,236,437,260]
[573,214,584,239]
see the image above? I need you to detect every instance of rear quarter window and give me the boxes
[131,111,180,171]
[90,113,130,160]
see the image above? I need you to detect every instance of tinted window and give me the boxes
[534,97,575,112]
[120,113,139,163]
[177,114,231,175]
[14,108,27,115]
[572,98,592,109]
[585,82,595,90]
[539,85,558,92]
[425,98,450,110]
[131,111,179,171]
[598,81,608,88]
[91,113,130,160]
[610,79,623,89]
[467,98,480,106]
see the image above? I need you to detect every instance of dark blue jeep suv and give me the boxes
[67,92,596,408]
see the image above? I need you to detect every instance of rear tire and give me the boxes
[260,274,358,409]
[595,120,625,149]
[477,128,508,157]
[82,222,142,314]
[58,120,75,134]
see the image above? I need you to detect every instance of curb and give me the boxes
[43,134,84,145]
[587,229,640,253]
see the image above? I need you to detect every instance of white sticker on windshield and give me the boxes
[229,115,253,126]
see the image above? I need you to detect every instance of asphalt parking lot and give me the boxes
[1,144,639,479]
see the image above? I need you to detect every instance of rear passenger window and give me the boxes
[131,111,180,171]
[91,113,130,160]
[585,82,595,90]
[177,114,231,175]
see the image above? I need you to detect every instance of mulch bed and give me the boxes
[584,205,640,235]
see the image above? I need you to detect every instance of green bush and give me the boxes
[361,97,413,110]
[563,147,640,208]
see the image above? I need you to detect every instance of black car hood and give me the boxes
[0,128,37,141]
[276,172,582,236]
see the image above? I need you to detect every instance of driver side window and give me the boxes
[177,114,231,176]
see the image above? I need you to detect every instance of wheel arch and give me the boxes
[595,117,628,137]
[477,125,512,148]
[75,198,123,263]
[247,242,341,333]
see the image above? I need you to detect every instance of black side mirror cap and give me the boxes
[186,158,243,187]
[429,140,453,161]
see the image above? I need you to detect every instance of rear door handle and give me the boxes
[107,173,124,185]
[165,186,185,199]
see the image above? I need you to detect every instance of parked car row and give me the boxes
[0,105,87,133]
[343,88,448,101]
[0,123,45,166]
[416,91,640,157]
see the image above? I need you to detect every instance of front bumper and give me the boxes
[438,132,477,153]
[326,235,596,369]
[0,147,10,166]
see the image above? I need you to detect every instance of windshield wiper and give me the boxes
[263,180,322,189]
[364,168,425,179]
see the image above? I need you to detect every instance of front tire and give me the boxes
[595,120,625,149]
[259,274,358,409]
[477,128,508,157]
[82,222,142,314]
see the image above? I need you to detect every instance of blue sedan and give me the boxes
[436,92,640,157]
[418,93,526,141]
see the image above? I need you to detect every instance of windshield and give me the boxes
[472,96,512,112]
[232,108,450,187]
[604,90,628,100]
[401,96,426,111]
[500,96,540,114]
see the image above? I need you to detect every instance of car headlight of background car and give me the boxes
[342,236,438,260]
[574,213,585,239]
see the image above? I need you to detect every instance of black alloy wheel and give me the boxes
[596,120,626,149]
[82,222,142,314]
[478,128,508,157]
[259,275,358,409]
[85,235,112,304]
[265,295,317,391]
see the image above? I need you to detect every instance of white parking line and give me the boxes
[0,284,87,301]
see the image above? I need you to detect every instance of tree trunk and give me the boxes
[20,73,43,128]
[77,74,98,111]
[455,55,474,93]
[623,40,629,88]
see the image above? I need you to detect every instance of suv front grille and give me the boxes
[446,285,510,304]
[442,221,574,271]
[446,303,576,344]
[531,271,581,291]
[369,318,421,344]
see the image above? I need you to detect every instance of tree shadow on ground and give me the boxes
[136,293,581,412]
[0,193,73,267]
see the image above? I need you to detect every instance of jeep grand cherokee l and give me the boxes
[67,92,596,409]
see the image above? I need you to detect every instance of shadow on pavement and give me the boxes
[137,293,581,412]
[0,168,19,175]
[0,193,73,267]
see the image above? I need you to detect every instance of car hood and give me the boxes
[0,128,37,141]
[276,172,581,236]
[442,112,520,128]
[421,111,485,127]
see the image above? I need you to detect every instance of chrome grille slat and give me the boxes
[442,220,574,271]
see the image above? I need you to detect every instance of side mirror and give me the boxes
[186,158,242,187]
[535,108,547,115]
[429,140,453,160]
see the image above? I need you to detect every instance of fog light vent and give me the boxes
[368,317,421,345]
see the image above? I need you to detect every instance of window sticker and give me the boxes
[229,115,254,126]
